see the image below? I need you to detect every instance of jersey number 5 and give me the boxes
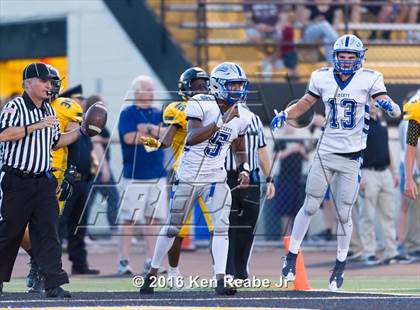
[204,131,231,158]
[328,98,357,129]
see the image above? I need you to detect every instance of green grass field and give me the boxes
[3,276,420,295]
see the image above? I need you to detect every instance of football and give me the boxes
[82,101,108,137]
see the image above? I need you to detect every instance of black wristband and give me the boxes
[266,176,274,183]
[24,125,28,137]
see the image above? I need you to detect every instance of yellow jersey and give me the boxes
[51,97,83,170]
[404,91,420,124]
[162,101,187,171]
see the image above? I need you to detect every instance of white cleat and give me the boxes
[167,267,184,290]
[117,259,133,276]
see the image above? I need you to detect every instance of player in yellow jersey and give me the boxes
[51,96,83,209]
[139,67,212,286]
[404,89,420,199]
[21,65,83,292]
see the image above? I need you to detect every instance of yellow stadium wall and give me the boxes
[0,57,67,102]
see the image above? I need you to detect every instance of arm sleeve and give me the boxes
[306,72,321,99]
[406,120,420,147]
[186,99,204,121]
[370,73,387,99]
[0,100,20,133]
[256,115,267,148]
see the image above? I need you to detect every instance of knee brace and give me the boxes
[303,193,324,216]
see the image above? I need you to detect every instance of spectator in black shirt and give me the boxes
[357,102,411,265]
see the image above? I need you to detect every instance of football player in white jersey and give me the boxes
[271,34,401,290]
[140,62,253,295]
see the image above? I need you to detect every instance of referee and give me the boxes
[225,107,275,280]
[0,63,85,297]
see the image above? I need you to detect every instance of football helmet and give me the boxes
[333,34,367,75]
[210,62,248,105]
[178,67,209,100]
[46,64,62,99]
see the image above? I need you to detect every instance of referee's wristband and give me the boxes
[266,176,274,183]
[24,125,28,137]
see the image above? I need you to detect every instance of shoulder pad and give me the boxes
[362,69,375,74]
[190,94,213,102]
[404,101,420,123]
[316,67,330,72]
[163,101,186,126]
[52,97,83,123]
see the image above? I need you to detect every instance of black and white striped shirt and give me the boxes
[0,92,60,173]
[225,110,266,172]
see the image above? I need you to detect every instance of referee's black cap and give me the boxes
[22,62,56,81]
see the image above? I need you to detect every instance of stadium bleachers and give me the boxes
[146,0,420,83]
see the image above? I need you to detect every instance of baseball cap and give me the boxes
[22,62,56,81]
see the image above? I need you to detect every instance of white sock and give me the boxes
[212,234,229,275]
[289,207,313,254]
[151,229,175,269]
[336,218,353,262]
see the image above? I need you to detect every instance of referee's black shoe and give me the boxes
[27,273,44,293]
[215,278,237,295]
[26,260,38,288]
[139,273,155,294]
[45,286,71,298]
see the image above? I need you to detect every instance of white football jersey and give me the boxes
[307,67,387,154]
[177,94,253,182]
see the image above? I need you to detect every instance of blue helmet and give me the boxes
[333,34,367,75]
[210,62,248,105]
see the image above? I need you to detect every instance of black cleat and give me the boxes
[139,274,155,294]
[329,259,346,291]
[282,252,297,282]
[215,279,237,295]
[45,286,71,298]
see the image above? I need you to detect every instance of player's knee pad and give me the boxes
[212,211,230,235]
[166,225,181,238]
[336,203,353,224]
[302,193,323,216]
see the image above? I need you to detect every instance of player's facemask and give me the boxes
[223,80,248,105]
[333,51,364,75]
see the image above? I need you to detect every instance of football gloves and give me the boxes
[58,165,78,202]
[139,136,161,152]
[270,110,288,131]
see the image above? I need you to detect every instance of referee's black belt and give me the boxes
[362,166,387,172]
[227,168,260,183]
[1,166,48,179]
